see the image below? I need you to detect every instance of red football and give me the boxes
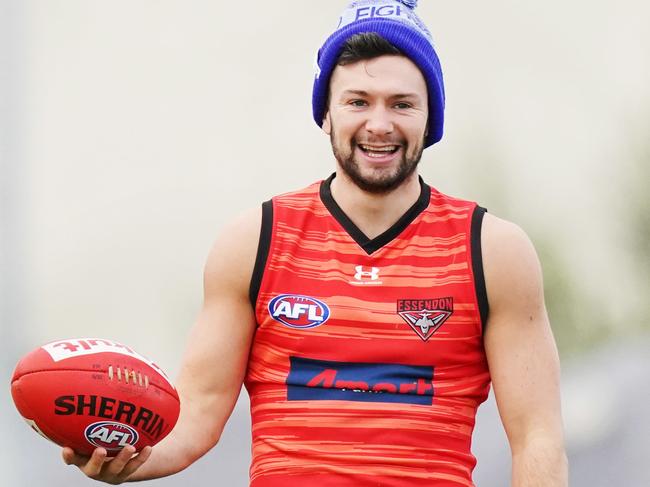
[11,338,180,456]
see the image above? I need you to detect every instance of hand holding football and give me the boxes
[11,338,180,456]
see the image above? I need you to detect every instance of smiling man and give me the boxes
[325,53,428,194]
[63,1,568,486]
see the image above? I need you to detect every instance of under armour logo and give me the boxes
[354,266,379,281]
[350,266,382,286]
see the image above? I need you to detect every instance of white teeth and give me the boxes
[360,144,397,152]
[366,151,390,158]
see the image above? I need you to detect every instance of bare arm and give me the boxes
[63,207,261,483]
[481,214,568,487]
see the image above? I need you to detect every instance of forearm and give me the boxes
[125,430,196,482]
[511,436,568,487]
[126,394,226,482]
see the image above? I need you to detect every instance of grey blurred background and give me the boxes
[2,0,649,485]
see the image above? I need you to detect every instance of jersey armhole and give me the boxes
[249,199,274,309]
[471,205,489,330]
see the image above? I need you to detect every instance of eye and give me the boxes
[394,102,412,109]
[349,99,368,107]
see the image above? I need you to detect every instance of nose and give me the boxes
[364,105,393,136]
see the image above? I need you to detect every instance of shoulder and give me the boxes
[480,212,544,314]
[481,212,536,257]
[203,206,262,297]
[271,179,324,205]
[426,184,477,209]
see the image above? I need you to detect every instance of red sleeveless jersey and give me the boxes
[245,175,491,486]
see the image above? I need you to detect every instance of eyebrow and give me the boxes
[340,89,422,100]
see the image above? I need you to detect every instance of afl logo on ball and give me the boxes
[84,421,139,450]
[269,294,330,329]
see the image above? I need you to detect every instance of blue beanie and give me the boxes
[312,0,445,148]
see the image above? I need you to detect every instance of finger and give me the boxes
[104,445,136,476]
[118,446,153,480]
[62,447,87,467]
[82,447,108,478]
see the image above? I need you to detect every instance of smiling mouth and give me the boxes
[358,144,400,157]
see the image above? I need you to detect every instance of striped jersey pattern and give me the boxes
[245,175,491,486]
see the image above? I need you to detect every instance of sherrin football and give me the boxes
[11,338,180,456]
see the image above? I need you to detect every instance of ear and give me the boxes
[322,111,332,135]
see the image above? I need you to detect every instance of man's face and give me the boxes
[323,55,428,194]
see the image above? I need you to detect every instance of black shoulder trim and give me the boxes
[471,205,489,330]
[249,200,273,308]
[320,173,430,255]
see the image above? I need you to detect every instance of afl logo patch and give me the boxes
[84,421,139,450]
[269,294,330,329]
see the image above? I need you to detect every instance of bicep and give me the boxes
[482,215,564,451]
[176,284,255,425]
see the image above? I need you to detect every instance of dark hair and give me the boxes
[336,32,402,66]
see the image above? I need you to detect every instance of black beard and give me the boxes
[330,128,424,194]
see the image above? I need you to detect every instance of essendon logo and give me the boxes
[397,297,454,341]
[287,357,434,405]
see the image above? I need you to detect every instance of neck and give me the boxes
[330,169,422,240]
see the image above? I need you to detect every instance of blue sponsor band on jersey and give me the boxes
[287,356,434,405]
